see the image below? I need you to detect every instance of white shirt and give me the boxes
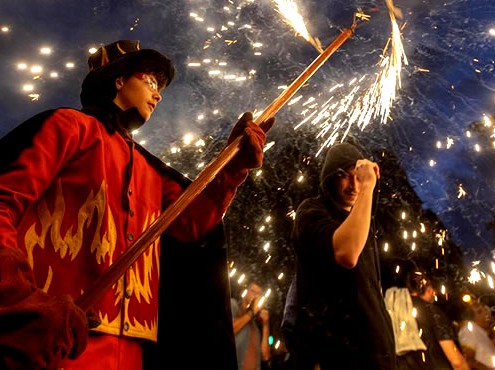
[459,321,495,369]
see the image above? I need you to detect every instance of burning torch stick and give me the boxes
[76,19,358,312]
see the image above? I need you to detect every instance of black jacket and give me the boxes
[289,143,396,370]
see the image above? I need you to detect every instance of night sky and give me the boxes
[1,0,495,350]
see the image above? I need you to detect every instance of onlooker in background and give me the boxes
[283,142,396,370]
[384,285,427,370]
[231,281,271,370]
[405,271,470,370]
[458,300,495,369]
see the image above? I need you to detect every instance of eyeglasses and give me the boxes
[134,73,159,92]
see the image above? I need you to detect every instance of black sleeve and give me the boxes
[142,224,238,370]
[429,304,456,341]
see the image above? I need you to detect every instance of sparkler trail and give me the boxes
[286,1,409,157]
[272,0,323,53]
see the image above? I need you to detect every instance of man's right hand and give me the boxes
[355,159,380,188]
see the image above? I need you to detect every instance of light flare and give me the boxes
[457,184,467,198]
[272,0,323,53]
[468,268,482,284]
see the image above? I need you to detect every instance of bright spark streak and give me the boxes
[264,141,275,152]
[272,0,323,53]
[40,47,52,55]
[23,84,34,92]
[468,268,482,284]
[446,137,454,149]
[299,5,408,156]
[488,275,494,289]
[273,0,309,39]
[350,13,408,130]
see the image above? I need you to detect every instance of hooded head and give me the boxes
[319,142,365,207]
[80,40,175,108]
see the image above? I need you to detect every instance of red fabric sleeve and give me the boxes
[0,109,81,250]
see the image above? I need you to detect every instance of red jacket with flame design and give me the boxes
[0,107,244,357]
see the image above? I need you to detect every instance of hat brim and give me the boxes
[89,49,174,87]
[80,49,175,107]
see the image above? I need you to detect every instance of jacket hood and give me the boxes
[319,142,365,203]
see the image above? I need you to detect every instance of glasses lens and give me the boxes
[135,73,158,91]
[144,75,158,91]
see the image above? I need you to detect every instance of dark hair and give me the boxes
[406,271,432,295]
[120,58,170,89]
[459,300,491,322]
[460,302,477,321]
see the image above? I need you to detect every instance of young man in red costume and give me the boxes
[0,40,274,370]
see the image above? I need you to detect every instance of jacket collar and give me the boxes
[81,102,145,135]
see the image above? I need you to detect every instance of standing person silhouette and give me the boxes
[231,281,271,370]
[459,300,495,369]
[284,142,396,370]
[403,271,469,370]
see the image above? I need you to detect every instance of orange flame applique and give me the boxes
[24,180,117,281]
[126,211,161,305]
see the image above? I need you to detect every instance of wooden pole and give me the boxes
[76,25,355,311]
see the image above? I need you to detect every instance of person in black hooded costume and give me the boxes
[283,142,397,370]
[0,40,274,370]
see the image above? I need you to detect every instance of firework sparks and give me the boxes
[273,0,323,53]
[348,0,408,130]
[291,2,408,155]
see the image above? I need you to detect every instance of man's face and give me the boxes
[244,283,262,306]
[473,303,493,330]
[113,73,162,121]
[422,285,436,303]
[334,165,359,211]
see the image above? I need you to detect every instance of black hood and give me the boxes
[319,142,365,203]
